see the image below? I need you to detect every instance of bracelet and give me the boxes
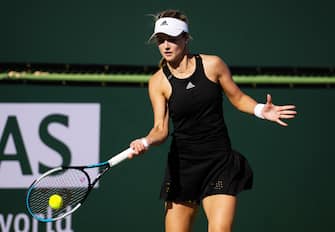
[141,138,149,148]
[254,103,265,119]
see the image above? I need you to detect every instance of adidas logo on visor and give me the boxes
[160,20,168,26]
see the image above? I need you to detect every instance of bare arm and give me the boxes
[145,72,170,145]
[130,71,170,156]
[202,55,297,126]
[203,55,257,114]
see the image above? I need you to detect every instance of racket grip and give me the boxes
[108,147,134,167]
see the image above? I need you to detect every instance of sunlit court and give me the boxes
[0,1,334,231]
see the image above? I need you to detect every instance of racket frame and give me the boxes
[25,147,133,222]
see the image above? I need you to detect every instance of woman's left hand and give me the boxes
[262,94,297,126]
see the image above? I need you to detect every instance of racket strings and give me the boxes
[27,168,90,220]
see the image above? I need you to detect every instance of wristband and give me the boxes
[141,138,149,148]
[254,103,265,119]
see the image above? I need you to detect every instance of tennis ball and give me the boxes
[48,194,63,210]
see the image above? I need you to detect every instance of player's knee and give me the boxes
[208,222,232,232]
[165,201,198,231]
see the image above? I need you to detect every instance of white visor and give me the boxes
[149,17,189,41]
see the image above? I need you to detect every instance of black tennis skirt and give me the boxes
[160,138,253,204]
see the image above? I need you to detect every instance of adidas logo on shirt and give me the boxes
[186,81,195,89]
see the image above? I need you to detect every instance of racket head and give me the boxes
[26,167,91,222]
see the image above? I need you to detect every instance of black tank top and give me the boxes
[163,55,231,149]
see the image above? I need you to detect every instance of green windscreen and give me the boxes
[0,0,334,67]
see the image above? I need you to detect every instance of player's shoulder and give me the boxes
[199,54,230,76]
[148,68,169,89]
[149,68,165,83]
[199,54,227,67]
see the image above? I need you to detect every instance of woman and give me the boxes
[130,9,296,232]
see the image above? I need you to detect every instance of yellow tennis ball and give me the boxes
[48,194,63,210]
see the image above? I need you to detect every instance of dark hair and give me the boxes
[155,9,189,24]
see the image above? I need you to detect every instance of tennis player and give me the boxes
[130,9,296,232]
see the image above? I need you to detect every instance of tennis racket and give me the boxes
[25,147,134,222]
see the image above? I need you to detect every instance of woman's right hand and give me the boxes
[129,138,149,158]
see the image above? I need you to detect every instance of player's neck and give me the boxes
[168,54,194,77]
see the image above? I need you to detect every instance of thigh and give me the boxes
[165,201,199,232]
[202,195,237,232]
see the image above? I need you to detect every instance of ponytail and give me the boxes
[159,58,167,68]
